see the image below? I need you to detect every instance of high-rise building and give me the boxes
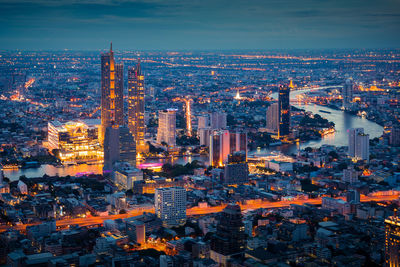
[348,128,369,162]
[229,131,247,159]
[101,43,124,143]
[103,126,136,172]
[128,60,145,152]
[47,120,103,163]
[210,204,246,266]
[266,103,279,134]
[342,78,354,109]
[385,214,400,266]
[210,130,247,167]
[157,109,177,147]
[210,112,227,130]
[278,85,290,137]
[210,130,231,167]
[224,151,249,185]
[155,187,186,228]
[199,128,212,147]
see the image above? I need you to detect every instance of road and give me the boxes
[1,194,398,233]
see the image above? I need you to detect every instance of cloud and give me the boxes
[0,0,399,49]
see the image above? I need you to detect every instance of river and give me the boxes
[4,87,384,180]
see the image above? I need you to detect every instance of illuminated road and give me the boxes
[1,194,398,233]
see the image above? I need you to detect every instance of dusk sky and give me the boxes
[1,0,399,50]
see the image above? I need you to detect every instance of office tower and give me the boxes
[348,128,364,157]
[101,43,124,143]
[155,187,186,228]
[229,131,247,159]
[210,130,231,167]
[342,167,358,184]
[278,84,290,137]
[128,60,145,152]
[103,126,136,172]
[342,78,354,109]
[385,214,400,266]
[210,204,246,265]
[47,120,102,163]
[224,151,249,184]
[199,128,212,147]
[266,103,279,133]
[390,128,400,146]
[157,109,177,147]
[348,128,369,162]
[346,190,360,204]
[198,115,210,129]
[210,112,227,130]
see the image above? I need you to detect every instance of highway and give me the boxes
[1,194,398,233]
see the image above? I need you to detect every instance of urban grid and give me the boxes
[1,1,400,267]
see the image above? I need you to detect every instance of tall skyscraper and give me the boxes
[128,60,145,152]
[210,130,247,167]
[101,43,124,143]
[210,130,231,167]
[210,204,246,266]
[157,109,177,147]
[342,78,354,109]
[155,187,186,228]
[266,103,279,133]
[348,128,369,162]
[385,214,400,266]
[103,125,136,172]
[230,131,247,159]
[278,84,290,137]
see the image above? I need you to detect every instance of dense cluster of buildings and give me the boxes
[0,48,400,266]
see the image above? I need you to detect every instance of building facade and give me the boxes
[128,60,145,152]
[210,204,246,266]
[155,187,187,228]
[103,126,136,172]
[210,130,231,167]
[348,128,369,162]
[266,103,279,134]
[342,78,354,109]
[385,215,400,267]
[278,85,290,137]
[47,120,103,163]
[101,43,124,143]
[157,109,177,147]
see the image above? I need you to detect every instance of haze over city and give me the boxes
[1,0,400,50]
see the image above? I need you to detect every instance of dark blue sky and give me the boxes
[0,0,399,50]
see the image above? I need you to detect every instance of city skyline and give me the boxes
[1,0,400,50]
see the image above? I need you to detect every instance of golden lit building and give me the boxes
[101,43,124,143]
[385,215,400,267]
[48,120,103,163]
[128,59,146,153]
